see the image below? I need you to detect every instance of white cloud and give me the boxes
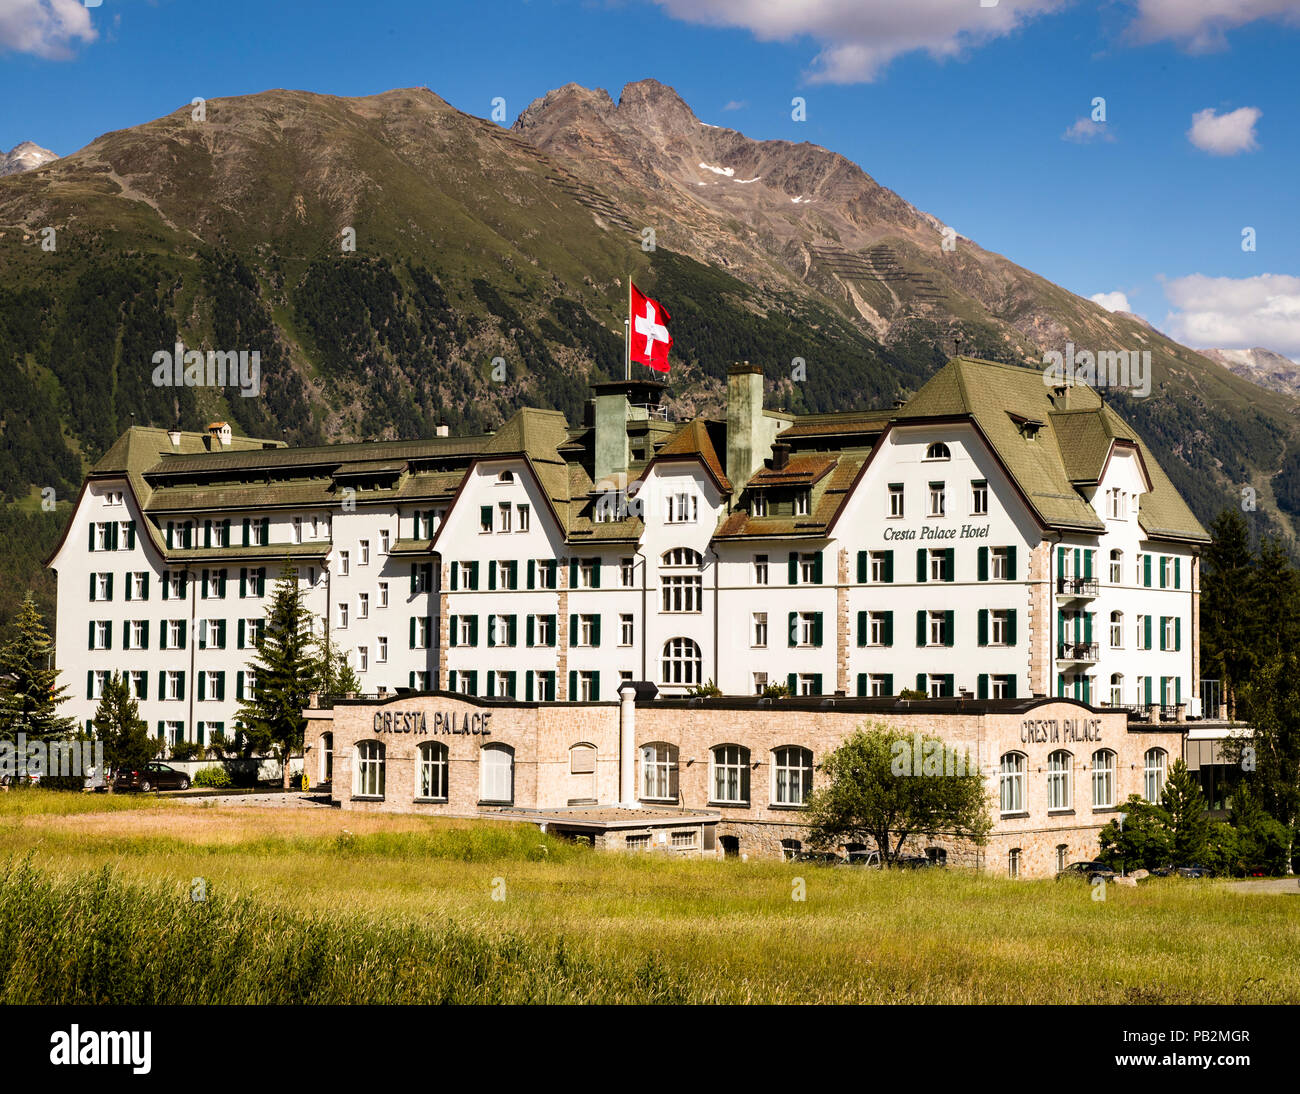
[1091,291,1131,313]
[1127,0,1300,53]
[1187,106,1261,155]
[1163,274,1300,356]
[1062,118,1114,143]
[722,99,748,111]
[649,0,1068,83]
[0,0,95,58]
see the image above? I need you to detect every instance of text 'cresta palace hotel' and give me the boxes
[51,357,1235,876]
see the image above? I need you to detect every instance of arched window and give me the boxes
[661,547,702,568]
[417,741,448,801]
[1109,549,1123,583]
[1092,749,1116,808]
[925,442,951,461]
[1144,748,1167,803]
[662,637,703,685]
[354,740,385,798]
[496,469,514,483]
[711,744,751,804]
[772,746,814,806]
[1008,847,1021,878]
[569,742,597,802]
[641,742,679,801]
[1109,611,1123,648]
[999,752,1025,814]
[1047,750,1072,811]
[480,743,514,805]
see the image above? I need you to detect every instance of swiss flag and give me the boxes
[630,282,672,373]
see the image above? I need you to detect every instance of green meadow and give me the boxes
[0,792,1294,1004]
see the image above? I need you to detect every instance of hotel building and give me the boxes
[48,356,1216,874]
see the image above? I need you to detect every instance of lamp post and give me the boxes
[1117,811,1128,877]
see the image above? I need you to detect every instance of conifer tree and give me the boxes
[1199,510,1256,717]
[1237,651,1300,874]
[0,593,75,743]
[1159,759,1211,866]
[235,565,315,789]
[92,671,157,792]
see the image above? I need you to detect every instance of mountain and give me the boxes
[1200,347,1300,397]
[0,142,58,176]
[2,80,1300,640]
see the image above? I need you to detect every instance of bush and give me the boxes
[170,741,206,762]
[192,766,232,789]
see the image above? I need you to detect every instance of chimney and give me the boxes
[167,428,182,447]
[594,387,631,485]
[435,419,450,438]
[726,362,766,487]
[771,442,791,470]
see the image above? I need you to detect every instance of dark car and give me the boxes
[893,855,934,870]
[1055,860,1116,882]
[790,850,843,866]
[114,762,191,792]
[1150,863,1213,879]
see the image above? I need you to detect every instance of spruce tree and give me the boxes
[1159,759,1211,866]
[235,565,315,789]
[1237,651,1300,874]
[0,593,75,744]
[1199,510,1256,717]
[92,671,157,792]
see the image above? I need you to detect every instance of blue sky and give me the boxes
[3,0,1298,355]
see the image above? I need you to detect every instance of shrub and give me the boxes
[192,766,232,789]
[170,741,206,762]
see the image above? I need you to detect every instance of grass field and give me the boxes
[1,792,1296,1004]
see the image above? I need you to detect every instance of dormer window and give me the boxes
[925,442,951,461]
[752,492,768,518]
[793,490,811,517]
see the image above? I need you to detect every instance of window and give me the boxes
[576,615,597,646]
[620,614,634,646]
[971,480,988,515]
[990,610,1010,646]
[533,615,554,647]
[868,612,891,645]
[576,671,596,701]
[89,671,108,700]
[498,503,512,533]
[1109,549,1122,583]
[711,745,751,805]
[753,555,769,584]
[641,743,679,801]
[480,506,493,533]
[626,834,650,852]
[670,830,697,849]
[165,671,184,701]
[869,552,890,582]
[92,573,111,601]
[781,839,802,861]
[1136,615,1147,650]
[928,482,946,517]
[576,559,598,589]
[450,617,468,647]
[377,636,388,663]
[1109,673,1122,707]
[888,484,904,518]
[494,560,518,590]
[773,746,813,806]
[797,612,819,647]
[753,672,768,695]
[620,558,635,587]
[356,540,368,566]
[752,612,768,647]
[661,575,702,613]
[354,741,385,798]
[990,547,1008,580]
[793,490,811,516]
[357,647,368,672]
[1000,753,1026,814]
[203,570,223,599]
[417,742,448,801]
[666,493,698,523]
[1092,750,1116,808]
[928,611,947,647]
[991,674,1015,699]
[358,592,369,620]
[661,547,701,567]
[338,602,349,629]
[929,549,949,582]
[1047,750,1072,811]
[662,637,702,686]
[1162,616,1178,651]
[799,553,819,584]
[339,551,350,577]
[379,530,390,554]
[1144,749,1167,802]
[534,560,557,589]
[925,442,951,461]
[91,621,111,650]
[129,671,146,700]
[1056,845,1069,874]
[490,670,516,698]
[869,674,891,696]
[517,504,530,531]
[130,572,147,600]
[752,492,768,517]
[378,582,389,609]
[481,745,514,804]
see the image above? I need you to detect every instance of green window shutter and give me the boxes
[240,568,248,598]
[508,561,518,589]
[569,613,579,646]
[1006,546,1017,581]
[487,616,496,647]
[1073,548,1081,579]
[1159,618,1166,651]
[121,621,129,650]
[857,551,867,583]
[158,671,166,699]
[525,673,534,702]
[127,521,136,549]
[411,564,419,594]
[1084,550,1094,579]
[978,609,988,647]
[1144,677,1153,706]
[978,547,988,582]
[236,673,244,700]
[468,617,478,646]
[138,673,148,701]
[1174,557,1181,589]
[916,673,927,694]
[86,670,93,699]
[526,615,535,647]
[570,558,579,587]
[547,615,557,647]
[787,673,797,694]
[943,548,954,581]
[882,674,893,696]
[218,570,227,597]
[256,569,265,596]
[157,721,165,740]
[198,673,206,702]
[882,612,893,647]
[106,573,113,601]
[916,548,927,583]
[178,620,186,648]
[1159,557,1167,588]
[856,673,867,697]
[488,561,497,590]
[1083,613,1093,644]
[944,610,954,647]
[1176,677,1182,704]
[89,573,96,601]
[162,573,169,601]
[204,521,212,549]
[527,560,536,589]
[943,675,954,698]
[1006,609,1017,647]
[1175,617,1182,651]
[141,621,150,650]
[883,551,894,583]
[411,616,419,648]
[810,674,822,696]
[1144,615,1152,650]
[447,670,457,692]
[238,619,245,649]
[788,552,798,585]
[1057,673,1065,698]
[1143,554,1152,587]
[916,610,926,647]
[591,560,601,588]
[857,611,867,647]
[590,671,600,701]
[592,615,602,647]
[812,612,823,647]
[141,573,149,600]
[812,553,823,584]
[109,523,119,551]
[467,562,479,590]
[506,614,517,646]
[177,672,185,701]
[568,670,577,700]
[978,673,989,700]
[788,612,798,647]
[242,519,250,546]
[505,671,517,698]
[89,524,97,551]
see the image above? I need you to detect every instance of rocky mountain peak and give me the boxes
[1,141,58,176]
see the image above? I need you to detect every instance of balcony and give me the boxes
[1056,576,1099,600]
[1056,641,1099,664]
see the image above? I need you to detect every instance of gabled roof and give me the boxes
[639,418,732,494]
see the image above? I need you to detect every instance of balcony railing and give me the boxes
[1056,641,1099,663]
[1056,577,1099,599]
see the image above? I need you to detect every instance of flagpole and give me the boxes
[625,275,631,381]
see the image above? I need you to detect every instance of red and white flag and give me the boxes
[630,282,672,373]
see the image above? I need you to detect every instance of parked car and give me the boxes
[840,849,882,868]
[893,855,934,870]
[790,850,843,866]
[1055,860,1116,882]
[1150,863,1214,878]
[114,762,191,792]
